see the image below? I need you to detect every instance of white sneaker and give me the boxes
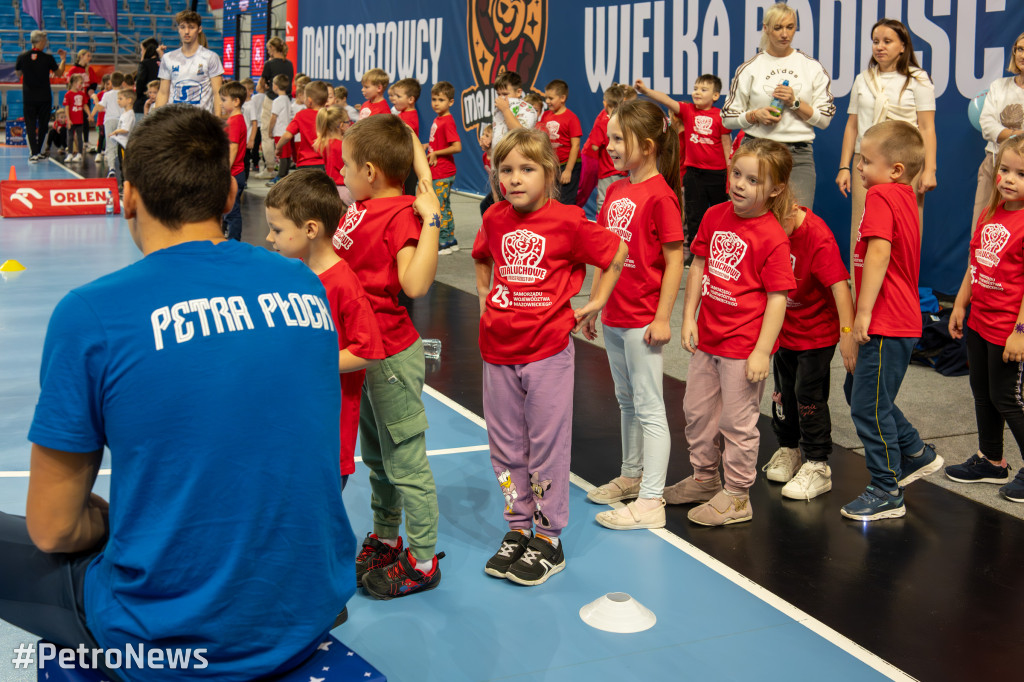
[450,244,460,252]
[781,461,832,500]
[762,447,801,483]
[71,153,82,162]
[438,248,452,255]
[64,153,74,163]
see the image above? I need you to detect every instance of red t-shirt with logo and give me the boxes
[778,208,850,351]
[286,108,324,167]
[428,114,459,180]
[690,203,796,359]
[64,90,86,125]
[585,109,628,180]
[399,108,420,137]
[324,138,345,185]
[482,150,491,172]
[359,99,391,119]
[539,108,583,165]
[967,204,1024,345]
[332,195,421,356]
[319,259,385,475]
[677,103,728,170]
[852,183,922,338]
[598,175,685,328]
[226,113,247,177]
[472,200,621,365]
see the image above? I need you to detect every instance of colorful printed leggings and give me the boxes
[433,176,455,247]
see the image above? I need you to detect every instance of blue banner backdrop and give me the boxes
[297,0,1021,294]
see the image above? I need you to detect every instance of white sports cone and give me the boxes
[579,592,656,633]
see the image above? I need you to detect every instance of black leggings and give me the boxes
[69,123,86,154]
[23,100,51,155]
[771,344,836,461]
[967,326,1024,460]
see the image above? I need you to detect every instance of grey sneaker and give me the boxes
[663,473,722,504]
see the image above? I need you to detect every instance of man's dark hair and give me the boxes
[344,114,414,185]
[123,105,231,229]
[265,169,344,238]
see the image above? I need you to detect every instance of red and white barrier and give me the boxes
[1,179,120,218]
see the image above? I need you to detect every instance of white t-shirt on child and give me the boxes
[271,95,291,137]
[99,89,122,127]
[111,110,135,148]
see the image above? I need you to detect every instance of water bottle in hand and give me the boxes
[769,79,789,117]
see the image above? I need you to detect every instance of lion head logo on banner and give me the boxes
[461,0,548,136]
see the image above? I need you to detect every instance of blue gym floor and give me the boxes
[0,146,906,680]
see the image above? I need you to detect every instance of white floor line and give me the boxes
[47,157,85,179]
[0,468,111,478]
[424,384,915,682]
[353,443,489,463]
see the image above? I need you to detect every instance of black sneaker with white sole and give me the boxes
[945,454,1010,484]
[484,530,531,578]
[506,536,565,586]
[1000,470,1024,502]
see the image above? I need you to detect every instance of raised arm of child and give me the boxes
[747,292,788,382]
[680,256,705,353]
[634,79,683,117]
[475,258,494,317]
[853,237,892,344]
[397,128,442,298]
[574,240,629,333]
[831,281,857,373]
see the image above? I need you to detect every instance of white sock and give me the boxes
[537,535,559,548]
[411,554,436,574]
[380,537,400,548]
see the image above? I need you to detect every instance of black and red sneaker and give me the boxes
[362,549,445,600]
[355,533,402,587]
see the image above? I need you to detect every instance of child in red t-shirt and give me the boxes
[221,82,249,241]
[358,68,392,119]
[478,123,497,216]
[761,203,854,500]
[842,120,942,521]
[392,78,422,196]
[426,81,462,254]
[277,81,328,171]
[583,100,685,531]
[636,74,732,261]
[540,79,583,205]
[578,83,628,212]
[947,135,1024,501]
[473,128,627,585]
[314,106,352,205]
[264,169,384,485]
[330,114,444,600]
[45,109,68,156]
[667,138,797,526]
[63,74,89,163]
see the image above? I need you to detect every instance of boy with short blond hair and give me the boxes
[95,71,125,167]
[277,80,328,172]
[427,81,461,253]
[265,169,385,484]
[392,78,421,136]
[540,79,583,204]
[332,114,446,599]
[267,75,293,185]
[109,88,136,188]
[144,80,160,114]
[220,81,249,241]
[359,68,391,119]
[841,120,942,521]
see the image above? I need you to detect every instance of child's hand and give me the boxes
[495,95,511,113]
[745,349,770,383]
[633,78,647,94]
[427,151,438,166]
[644,319,671,346]
[572,301,602,335]
[839,331,858,374]
[948,305,966,340]
[580,316,598,341]
[853,312,872,345]
[412,188,441,227]
[1003,329,1024,363]
[559,167,571,184]
[680,319,698,353]
[836,169,851,198]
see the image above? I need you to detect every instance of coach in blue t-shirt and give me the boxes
[0,106,356,681]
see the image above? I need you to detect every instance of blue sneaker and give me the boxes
[898,444,943,486]
[264,178,279,187]
[999,470,1024,503]
[841,486,906,521]
[945,454,1010,484]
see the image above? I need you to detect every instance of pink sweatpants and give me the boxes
[482,342,574,538]
[683,350,765,492]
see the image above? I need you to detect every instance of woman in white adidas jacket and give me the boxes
[836,17,937,269]
[722,2,835,210]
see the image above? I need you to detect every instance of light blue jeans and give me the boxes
[603,325,671,498]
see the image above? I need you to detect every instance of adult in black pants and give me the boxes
[15,30,66,161]
[133,37,163,121]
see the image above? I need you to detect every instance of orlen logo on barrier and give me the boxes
[50,189,111,207]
